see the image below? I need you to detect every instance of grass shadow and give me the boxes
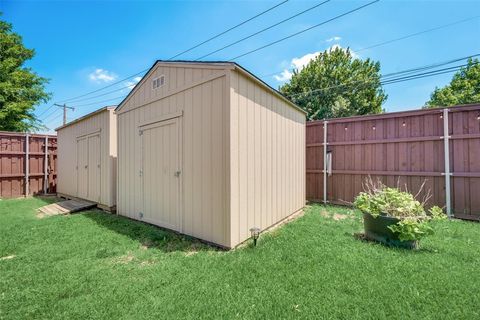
[83,210,222,254]
[352,232,440,253]
[32,194,62,204]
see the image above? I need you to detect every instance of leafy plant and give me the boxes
[354,178,447,241]
[388,218,434,242]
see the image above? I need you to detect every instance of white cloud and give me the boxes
[89,68,117,83]
[273,45,359,82]
[291,51,322,70]
[125,76,142,90]
[326,36,341,42]
[274,69,294,82]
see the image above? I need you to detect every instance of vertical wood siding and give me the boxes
[0,132,57,197]
[117,65,228,246]
[57,108,116,207]
[306,104,480,219]
[229,70,306,247]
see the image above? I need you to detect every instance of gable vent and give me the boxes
[152,75,165,89]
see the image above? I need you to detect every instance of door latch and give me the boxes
[174,170,181,177]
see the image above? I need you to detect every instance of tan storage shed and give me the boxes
[116,61,305,248]
[56,107,117,211]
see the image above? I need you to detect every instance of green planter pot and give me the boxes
[363,212,418,249]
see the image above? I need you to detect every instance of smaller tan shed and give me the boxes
[56,107,117,210]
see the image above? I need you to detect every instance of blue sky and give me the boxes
[2,0,479,132]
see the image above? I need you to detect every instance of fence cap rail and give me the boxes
[0,131,57,138]
[306,103,480,125]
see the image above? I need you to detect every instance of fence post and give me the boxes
[323,120,328,204]
[44,136,49,194]
[25,133,29,197]
[442,109,452,217]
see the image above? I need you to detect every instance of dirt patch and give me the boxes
[320,210,330,218]
[185,250,198,257]
[139,260,155,267]
[320,210,354,221]
[0,255,15,261]
[113,252,135,264]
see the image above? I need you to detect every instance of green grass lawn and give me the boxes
[1,197,479,319]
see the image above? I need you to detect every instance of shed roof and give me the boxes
[55,106,115,131]
[115,60,306,115]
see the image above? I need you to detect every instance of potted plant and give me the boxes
[354,179,446,249]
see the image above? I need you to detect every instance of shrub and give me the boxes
[354,179,447,241]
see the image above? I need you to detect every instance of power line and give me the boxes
[195,0,331,60]
[45,112,65,129]
[290,65,465,99]
[41,108,62,122]
[287,61,475,100]
[72,95,126,108]
[381,64,469,85]
[229,0,380,61]
[169,0,290,60]
[260,45,480,81]
[62,84,134,104]
[57,69,149,104]
[288,59,476,99]
[377,54,480,80]
[37,103,55,118]
[356,15,480,52]
[56,1,289,104]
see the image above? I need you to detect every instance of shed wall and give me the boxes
[57,109,116,207]
[116,65,229,247]
[229,69,306,247]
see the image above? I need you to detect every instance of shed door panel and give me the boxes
[141,118,180,231]
[87,134,101,202]
[76,138,88,199]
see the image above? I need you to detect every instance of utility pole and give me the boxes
[54,103,75,125]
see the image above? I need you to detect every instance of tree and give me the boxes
[0,15,50,132]
[425,58,480,107]
[280,47,386,120]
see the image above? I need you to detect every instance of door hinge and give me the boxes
[139,170,143,177]
[139,212,144,219]
[174,170,181,177]
[138,129,143,136]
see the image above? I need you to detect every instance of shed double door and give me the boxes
[76,134,101,202]
[140,118,181,232]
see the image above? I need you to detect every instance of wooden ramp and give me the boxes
[37,199,96,218]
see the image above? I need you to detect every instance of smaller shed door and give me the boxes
[76,137,88,199]
[140,118,181,232]
[87,134,101,202]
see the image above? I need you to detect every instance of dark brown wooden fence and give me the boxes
[0,131,57,198]
[306,104,480,220]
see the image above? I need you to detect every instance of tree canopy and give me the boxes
[425,58,480,108]
[0,15,50,132]
[279,47,387,120]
